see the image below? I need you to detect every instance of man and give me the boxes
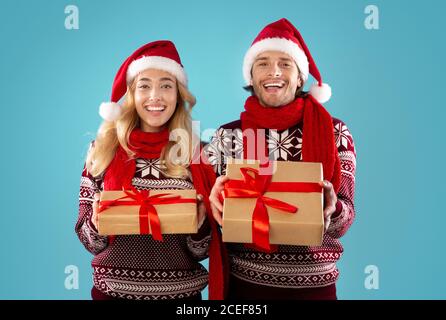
[206,18,356,300]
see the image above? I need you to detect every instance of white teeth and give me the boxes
[264,82,284,88]
[145,106,165,111]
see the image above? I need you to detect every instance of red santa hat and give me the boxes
[243,18,332,104]
[99,40,188,121]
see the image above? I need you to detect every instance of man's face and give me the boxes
[251,51,302,107]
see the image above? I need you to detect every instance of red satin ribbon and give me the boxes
[224,167,322,251]
[98,187,196,240]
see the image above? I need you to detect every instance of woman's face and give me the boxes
[134,68,178,132]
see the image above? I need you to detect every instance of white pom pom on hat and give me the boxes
[309,82,332,104]
[99,102,122,122]
[98,40,188,121]
[243,18,332,104]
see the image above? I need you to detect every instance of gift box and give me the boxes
[97,188,197,237]
[222,160,324,248]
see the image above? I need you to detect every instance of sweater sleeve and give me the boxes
[186,218,212,261]
[326,120,357,239]
[75,164,108,255]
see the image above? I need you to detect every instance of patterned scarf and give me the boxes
[103,128,169,190]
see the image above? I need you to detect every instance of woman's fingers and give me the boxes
[196,194,207,228]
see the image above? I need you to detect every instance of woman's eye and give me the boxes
[138,84,149,89]
[161,84,172,89]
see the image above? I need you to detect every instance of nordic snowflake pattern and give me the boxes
[334,123,352,149]
[267,128,302,160]
[135,158,164,178]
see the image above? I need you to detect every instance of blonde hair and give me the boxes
[86,77,196,179]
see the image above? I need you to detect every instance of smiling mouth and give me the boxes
[263,82,285,90]
[144,105,166,112]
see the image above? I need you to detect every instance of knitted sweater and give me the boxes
[205,117,356,288]
[75,157,211,300]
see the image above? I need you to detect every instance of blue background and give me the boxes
[0,0,444,299]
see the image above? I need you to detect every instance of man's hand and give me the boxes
[91,193,101,230]
[209,176,229,226]
[319,180,338,232]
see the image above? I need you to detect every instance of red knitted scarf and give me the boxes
[102,127,227,300]
[103,128,169,190]
[240,95,341,192]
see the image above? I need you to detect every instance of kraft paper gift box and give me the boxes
[222,160,324,247]
[98,189,197,236]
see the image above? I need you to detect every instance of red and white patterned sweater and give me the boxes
[205,117,356,288]
[75,157,211,300]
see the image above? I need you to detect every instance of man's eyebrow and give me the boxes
[254,56,293,62]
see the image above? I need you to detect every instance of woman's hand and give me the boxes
[209,176,229,226]
[196,194,207,229]
[319,180,338,232]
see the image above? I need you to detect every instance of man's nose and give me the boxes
[268,63,282,77]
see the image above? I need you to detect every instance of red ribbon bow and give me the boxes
[224,167,322,251]
[98,187,196,240]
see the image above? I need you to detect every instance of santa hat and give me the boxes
[99,40,188,121]
[243,18,332,104]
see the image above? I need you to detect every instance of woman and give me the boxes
[75,40,225,300]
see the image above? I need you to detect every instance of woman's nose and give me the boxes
[148,89,161,101]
